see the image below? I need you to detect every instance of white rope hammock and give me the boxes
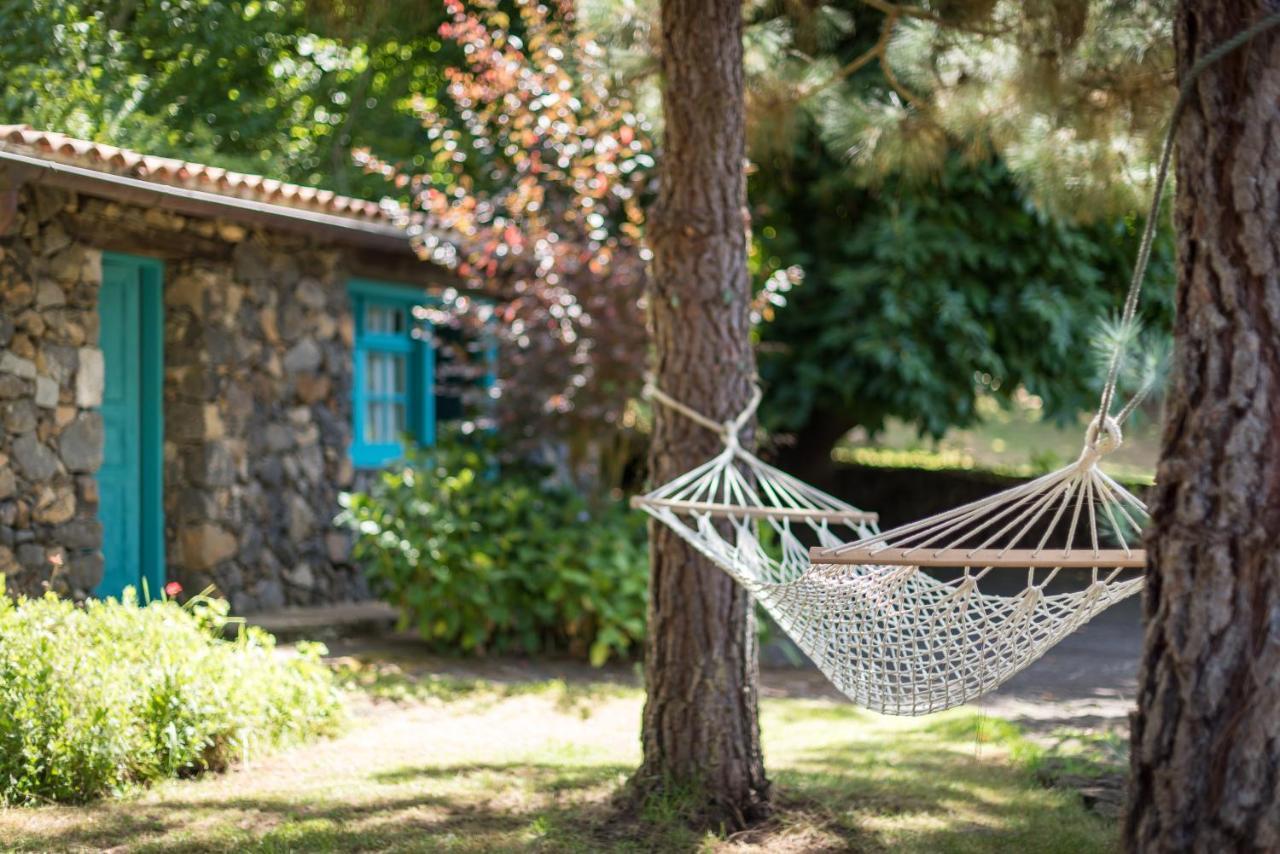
[633,13,1280,716]
[634,387,1146,715]
[632,385,880,591]
[803,415,1146,714]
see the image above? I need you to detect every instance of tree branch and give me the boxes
[799,5,927,112]
[856,0,1011,37]
[800,10,899,99]
[876,36,925,110]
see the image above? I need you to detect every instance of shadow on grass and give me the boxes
[17,765,651,854]
[21,793,536,854]
[12,750,1115,854]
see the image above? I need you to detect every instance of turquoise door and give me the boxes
[95,254,165,598]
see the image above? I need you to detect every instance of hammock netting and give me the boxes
[627,9,1280,717]
[634,397,1146,716]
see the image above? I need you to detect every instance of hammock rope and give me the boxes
[1096,7,1280,423]
[635,387,1145,715]
[633,382,880,595]
[634,12,1280,715]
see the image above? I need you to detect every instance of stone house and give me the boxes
[0,126,471,613]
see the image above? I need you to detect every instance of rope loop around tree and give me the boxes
[643,379,762,450]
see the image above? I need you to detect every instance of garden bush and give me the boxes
[339,437,648,665]
[0,586,343,805]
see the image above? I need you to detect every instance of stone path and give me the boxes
[248,600,398,642]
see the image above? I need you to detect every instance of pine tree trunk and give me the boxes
[632,0,770,829]
[1125,3,1280,849]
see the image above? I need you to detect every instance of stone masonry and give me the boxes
[0,178,442,610]
[0,184,105,593]
[163,235,362,612]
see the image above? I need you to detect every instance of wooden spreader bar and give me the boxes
[632,496,878,525]
[808,546,1147,569]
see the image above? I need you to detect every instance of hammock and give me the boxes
[634,388,1145,715]
[631,14,1280,716]
[632,385,880,593]
[803,415,1145,714]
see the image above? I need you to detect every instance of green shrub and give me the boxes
[339,438,648,665]
[0,586,343,805]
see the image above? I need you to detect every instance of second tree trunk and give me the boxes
[633,0,770,830]
[1126,1,1280,849]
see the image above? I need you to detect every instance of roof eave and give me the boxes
[0,147,414,255]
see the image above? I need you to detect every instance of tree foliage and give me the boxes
[755,142,1174,463]
[733,0,1177,218]
[726,0,1178,462]
[871,0,1175,219]
[359,0,656,492]
[0,0,453,196]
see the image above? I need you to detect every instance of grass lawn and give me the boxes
[0,651,1120,853]
[838,391,1160,483]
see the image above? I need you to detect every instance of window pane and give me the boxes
[367,352,408,397]
[366,400,407,444]
[391,401,406,437]
[392,354,406,393]
[367,353,381,395]
[365,304,405,334]
[363,350,409,444]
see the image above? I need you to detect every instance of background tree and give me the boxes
[754,150,1174,481]
[1126,2,1280,847]
[360,0,655,494]
[632,0,769,828]
[0,0,452,196]
[741,0,1178,474]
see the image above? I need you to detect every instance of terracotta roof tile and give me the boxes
[0,124,399,225]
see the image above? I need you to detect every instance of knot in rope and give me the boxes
[1080,414,1123,466]
[721,421,742,452]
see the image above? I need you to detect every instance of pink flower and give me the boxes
[164,582,183,597]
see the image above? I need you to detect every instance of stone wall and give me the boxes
[163,235,363,613]
[1,179,438,610]
[0,183,106,593]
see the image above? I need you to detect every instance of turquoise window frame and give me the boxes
[348,279,436,468]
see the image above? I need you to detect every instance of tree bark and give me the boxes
[1125,3,1280,850]
[632,0,770,830]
